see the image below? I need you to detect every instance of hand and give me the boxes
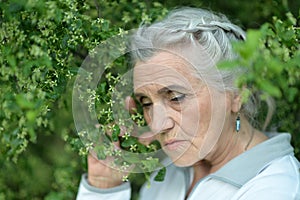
[125,96,156,145]
[87,96,140,188]
[87,154,126,188]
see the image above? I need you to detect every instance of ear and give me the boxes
[231,92,242,113]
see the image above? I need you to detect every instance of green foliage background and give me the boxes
[0,0,299,199]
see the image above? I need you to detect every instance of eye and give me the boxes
[169,92,186,102]
[140,97,152,108]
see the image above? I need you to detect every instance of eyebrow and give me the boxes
[157,85,189,94]
[134,84,189,99]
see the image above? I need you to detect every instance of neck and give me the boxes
[205,117,259,171]
[189,118,268,194]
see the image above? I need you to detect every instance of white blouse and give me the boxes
[77,133,300,200]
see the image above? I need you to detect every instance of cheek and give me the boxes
[180,98,212,137]
[143,108,151,124]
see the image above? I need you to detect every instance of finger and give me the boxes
[125,96,137,114]
[88,153,99,164]
[97,123,122,148]
[89,151,116,167]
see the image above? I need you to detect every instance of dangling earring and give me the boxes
[236,112,241,132]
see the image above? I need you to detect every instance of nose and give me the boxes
[148,103,174,134]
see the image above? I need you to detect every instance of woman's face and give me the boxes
[133,52,239,167]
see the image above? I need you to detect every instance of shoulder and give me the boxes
[235,155,300,199]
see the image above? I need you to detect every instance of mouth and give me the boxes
[164,139,187,151]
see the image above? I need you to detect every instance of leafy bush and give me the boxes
[219,12,299,157]
[0,0,167,199]
[0,0,299,199]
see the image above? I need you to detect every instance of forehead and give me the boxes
[133,51,201,91]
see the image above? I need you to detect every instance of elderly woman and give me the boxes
[77,7,300,199]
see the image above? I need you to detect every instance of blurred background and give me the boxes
[0,0,299,199]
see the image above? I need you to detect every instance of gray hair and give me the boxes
[130,7,266,127]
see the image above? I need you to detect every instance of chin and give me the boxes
[169,155,197,167]
[163,147,199,167]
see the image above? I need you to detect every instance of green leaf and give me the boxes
[287,87,298,102]
[94,145,106,160]
[122,152,141,163]
[235,29,261,59]
[257,79,282,98]
[137,142,147,153]
[121,136,138,148]
[154,167,166,182]
[26,110,37,123]
[28,127,37,142]
[217,60,239,70]
[267,59,283,74]
[141,157,160,171]
[16,94,35,109]
[112,125,120,142]
[7,55,16,67]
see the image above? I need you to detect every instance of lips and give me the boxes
[164,139,187,150]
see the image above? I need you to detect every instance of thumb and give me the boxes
[125,96,137,114]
